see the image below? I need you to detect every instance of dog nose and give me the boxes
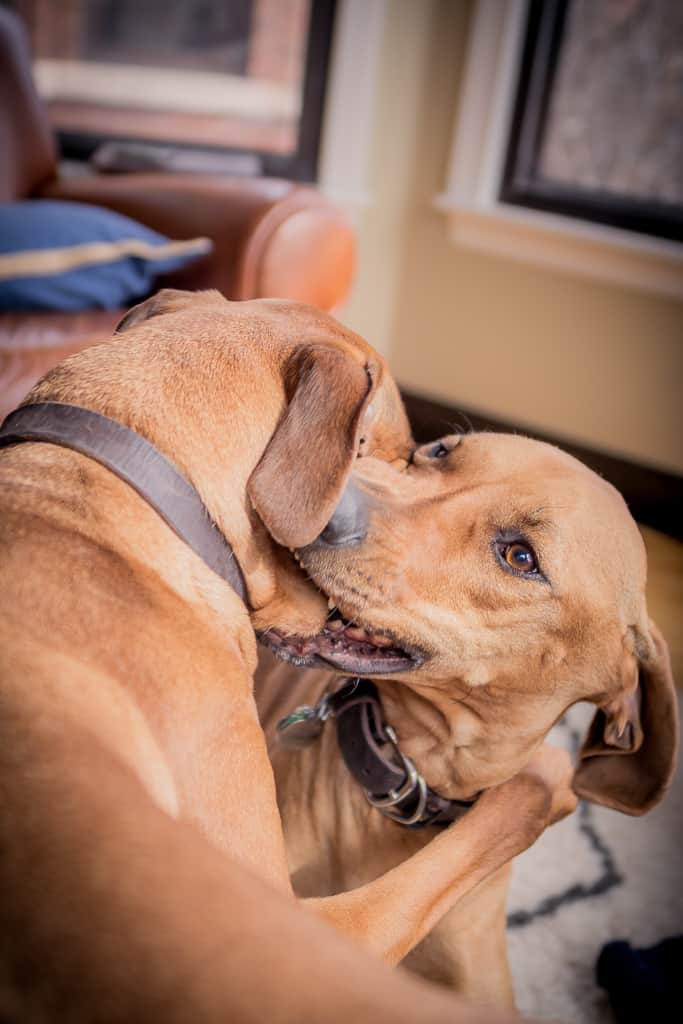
[313,481,368,548]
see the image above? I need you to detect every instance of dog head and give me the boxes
[26,289,412,634]
[279,432,677,815]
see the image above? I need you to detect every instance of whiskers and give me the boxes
[446,413,475,436]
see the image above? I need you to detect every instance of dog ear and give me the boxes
[573,620,678,815]
[247,346,377,549]
[115,289,225,333]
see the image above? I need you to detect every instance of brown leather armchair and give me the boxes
[0,7,355,420]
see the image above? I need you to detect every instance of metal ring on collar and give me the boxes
[365,752,421,810]
[382,773,430,826]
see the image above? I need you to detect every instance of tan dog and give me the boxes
[255,431,678,1008]
[0,290,577,1023]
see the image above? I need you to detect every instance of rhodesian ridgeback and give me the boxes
[0,290,576,1023]
[256,431,678,1008]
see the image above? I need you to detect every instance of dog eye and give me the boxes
[411,435,461,466]
[497,542,539,575]
[506,544,536,572]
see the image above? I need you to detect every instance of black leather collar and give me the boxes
[277,678,476,829]
[329,680,475,829]
[0,402,248,604]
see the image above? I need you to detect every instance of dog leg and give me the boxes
[0,708,532,1024]
[0,713,527,1024]
[305,744,576,965]
[403,865,515,1007]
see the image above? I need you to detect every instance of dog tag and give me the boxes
[277,698,329,750]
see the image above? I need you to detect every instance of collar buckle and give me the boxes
[364,724,430,825]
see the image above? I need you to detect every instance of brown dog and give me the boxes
[0,290,577,1023]
[255,430,678,1008]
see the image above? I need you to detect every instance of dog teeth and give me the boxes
[343,625,394,648]
[320,604,396,650]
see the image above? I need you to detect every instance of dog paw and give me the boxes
[519,743,578,827]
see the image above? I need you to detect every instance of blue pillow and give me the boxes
[0,199,212,312]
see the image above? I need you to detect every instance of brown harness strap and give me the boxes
[0,402,248,604]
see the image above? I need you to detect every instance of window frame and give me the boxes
[500,0,683,244]
[49,0,337,183]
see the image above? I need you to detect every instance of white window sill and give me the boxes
[435,198,683,300]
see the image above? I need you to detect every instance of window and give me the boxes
[501,0,683,243]
[8,0,336,180]
[437,0,683,298]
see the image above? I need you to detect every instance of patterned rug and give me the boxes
[507,698,683,1023]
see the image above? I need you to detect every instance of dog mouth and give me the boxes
[258,607,423,675]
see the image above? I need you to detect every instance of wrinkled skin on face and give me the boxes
[287,433,676,809]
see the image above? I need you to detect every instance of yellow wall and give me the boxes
[342,0,683,475]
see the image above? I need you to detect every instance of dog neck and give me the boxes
[374,677,555,800]
[370,681,480,800]
[0,403,249,601]
[0,399,327,637]
[259,653,484,806]
[322,679,476,828]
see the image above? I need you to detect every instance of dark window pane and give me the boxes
[538,0,683,206]
[12,0,327,170]
[501,0,683,241]
[83,0,254,75]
